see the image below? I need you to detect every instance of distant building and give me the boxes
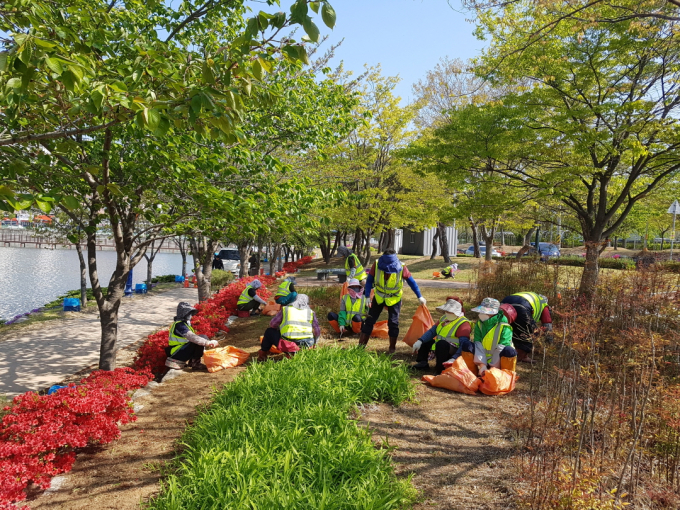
[401,224,458,257]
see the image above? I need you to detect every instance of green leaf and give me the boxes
[191,94,202,113]
[0,185,14,198]
[96,185,106,195]
[35,200,52,213]
[303,17,320,43]
[258,12,270,29]
[322,2,336,29]
[146,108,161,130]
[154,116,170,136]
[310,2,320,13]
[109,80,127,92]
[290,0,308,23]
[0,52,8,73]
[6,77,21,90]
[106,183,123,196]
[61,70,76,91]
[33,38,56,49]
[18,44,32,65]
[44,57,64,75]
[252,59,263,81]
[91,89,104,110]
[202,61,215,84]
[246,17,260,37]
[258,56,273,73]
[271,11,286,28]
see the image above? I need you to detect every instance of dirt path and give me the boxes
[0,287,197,396]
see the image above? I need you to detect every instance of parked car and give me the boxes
[465,245,501,257]
[217,248,248,275]
[528,242,561,258]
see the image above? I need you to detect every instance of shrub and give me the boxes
[210,269,234,290]
[151,274,176,284]
[147,347,416,509]
[0,368,151,508]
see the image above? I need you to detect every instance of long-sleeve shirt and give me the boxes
[419,320,472,344]
[174,322,211,346]
[245,286,267,305]
[270,309,321,339]
[364,265,422,299]
[472,313,513,369]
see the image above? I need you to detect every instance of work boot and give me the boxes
[516,349,535,364]
[257,349,269,362]
[411,361,429,370]
[388,336,398,354]
[358,332,370,347]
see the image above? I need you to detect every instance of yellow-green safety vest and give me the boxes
[169,321,195,355]
[237,284,255,306]
[280,306,315,341]
[345,253,367,281]
[433,316,469,350]
[374,262,404,306]
[480,323,513,364]
[512,292,548,322]
[276,280,293,298]
[343,294,369,321]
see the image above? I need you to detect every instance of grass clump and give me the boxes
[148,347,417,510]
[210,269,235,290]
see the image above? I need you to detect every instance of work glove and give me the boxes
[418,297,427,306]
[442,358,456,368]
[478,365,487,377]
[339,326,346,335]
[412,339,422,353]
[207,340,219,349]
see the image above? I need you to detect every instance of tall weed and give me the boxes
[148,347,416,509]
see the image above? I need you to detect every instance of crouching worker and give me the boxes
[500,291,553,363]
[411,298,472,373]
[275,277,298,305]
[237,279,267,315]
[328,278,369,337]
[441,263,458,279]
[471,297,517,374]
[257,294,320,362]
[166,302,218,370]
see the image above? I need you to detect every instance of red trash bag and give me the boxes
[371,320,389,338]
[478,368,518,396]
[262,300,281,316]
[203,346,250,373]
[278,339,300,354]
[402,305,434,347]
[259,335,282,355]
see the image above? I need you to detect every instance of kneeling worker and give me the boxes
[166,302,219,370]
[411,298,472,374]
[471,297,517,374]
[257,294,320,362]
[328,278,369,336]
[500,291,553,363]
[441,263,458,279]
[236,279,267,315]
[274,277,298,305]
[337,246,367,283]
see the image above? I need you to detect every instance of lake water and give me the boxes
[0,247,184,321]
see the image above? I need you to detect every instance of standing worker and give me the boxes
[500,291,553,363]
[328,278,369,336]
[166,302,218,370]
[359,249,426,354]
[471,297,517,374]
[236,279,268,315]
[212,253,224,271]
[411,298,472,373]
[337,246,367,283]
[257,294,320,362]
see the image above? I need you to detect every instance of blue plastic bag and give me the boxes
[48,385,68,395]
[175,275,185,282]
[63,298,81,312]
[135,283,147,294]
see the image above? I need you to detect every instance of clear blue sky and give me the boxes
[317,0,486,103]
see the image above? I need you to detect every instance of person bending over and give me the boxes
[166,302,218,370]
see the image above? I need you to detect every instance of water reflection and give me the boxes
[0,247,184,320]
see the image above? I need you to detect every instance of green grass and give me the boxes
[147,347,417,510]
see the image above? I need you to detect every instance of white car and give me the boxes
[217,249,249,275]
[465,245,501,257]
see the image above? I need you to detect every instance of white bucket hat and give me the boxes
[436,299,464,317]
[347,278,362,288]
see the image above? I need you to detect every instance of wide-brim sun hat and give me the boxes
[471,297,501,315]
[436,299,464,317]
[347,278,362,288]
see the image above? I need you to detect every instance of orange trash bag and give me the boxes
[262,300,281,316]
[203,346,250,373]
[340,281,349,298]
[259,336,282,355]
[371,320,389,338]
[432,271,441,278]
[441,357,481,394]
[402,305,435,347]
[478,368,518,396]
[422,372,478,396]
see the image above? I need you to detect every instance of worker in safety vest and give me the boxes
[274,277,298,305]
[500,291,553,363]
[257,294,320,362]
[440,263,458,279]
[236,279,267,315]
[359,249,426,353]
[471,297,517,374]
[328,278,369,337]
[411,298,473,374]
[337,246,367,283]
[165,302,219,370]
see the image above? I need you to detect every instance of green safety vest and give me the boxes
[237,284,255,306]
[345,253,367,281]
[169,321,195,355]
[280,306,315,341]
[512,292,548,322]
[433,316,469,350]
[374,262,403,306]
[343,294,368,321]
[481,323,514,364]
[276,280,293,299]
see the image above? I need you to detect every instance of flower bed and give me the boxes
[282,255,313,273]
[0,368,152,509]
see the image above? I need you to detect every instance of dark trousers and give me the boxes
[361,298,402,338]
[261,327,281,352]
[165,341,206,362]
[237,300,260,312]
[417,338,474,372]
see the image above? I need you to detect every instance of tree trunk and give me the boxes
[579,240,603,298]
[256,236,263,273]
[378,231,385,252]
[362,230,373,267]
[270,244,279,275]
[614,236,618,250]
[470,217,481,258]
[438,222,451,264]
[189,236,217,302]
[75,241,88,307]
[430,228,440,260]
[516,227,537,260]
[352,228,361,251]
[175,237,188,276]
[330,230,342,260]
[479,221,497,262]
[237,242,251,279]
